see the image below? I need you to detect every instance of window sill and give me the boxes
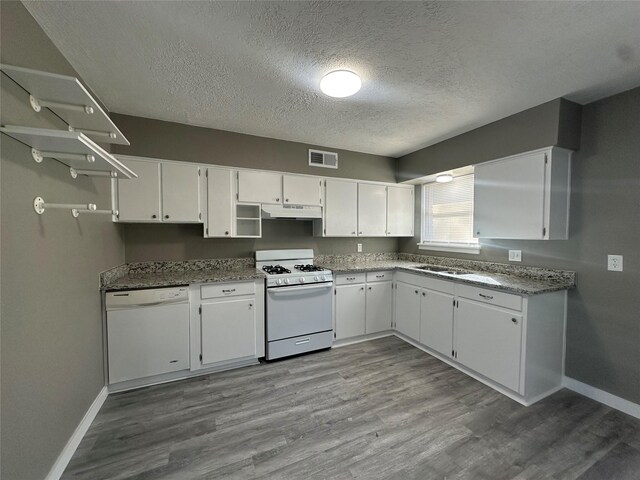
[417,243,481,255]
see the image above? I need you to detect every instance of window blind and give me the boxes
[423,174,477,245]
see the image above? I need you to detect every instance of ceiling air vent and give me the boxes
[308,149,338,169]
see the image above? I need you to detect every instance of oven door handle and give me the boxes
[268,283,333,295]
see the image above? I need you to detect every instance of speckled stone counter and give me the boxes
[101,258,264,291]
[317,253,575,296]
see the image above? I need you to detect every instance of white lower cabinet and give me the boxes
[454,299,523,393]
[394,282,421,340]
[191,280,265,369]
[419,289,454,358]
[334,272,394,340]
[335,283,366,340]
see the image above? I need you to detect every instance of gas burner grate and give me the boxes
[262,265,291,275]
[294,264,325,272]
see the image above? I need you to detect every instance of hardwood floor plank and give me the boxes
[62,336,640,480]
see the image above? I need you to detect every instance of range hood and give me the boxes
[261,204,322,220]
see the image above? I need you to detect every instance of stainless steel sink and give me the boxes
[414,266,472,275]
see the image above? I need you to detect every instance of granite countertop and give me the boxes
[101,258,264,291]
[317,259,575,295]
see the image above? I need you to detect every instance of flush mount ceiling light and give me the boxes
[436,174,454,183]
[320,70,361,98]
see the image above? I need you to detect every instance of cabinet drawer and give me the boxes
[456,284,522,311]
[267,331,333,360]
[200,281,255,299]
[336,273,366,285]
[366,271,392,283]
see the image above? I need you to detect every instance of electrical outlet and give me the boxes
[607,255,623,271]
[508,250,522,262]
[357,243,363,253]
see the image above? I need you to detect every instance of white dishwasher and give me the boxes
[106,287,190,384]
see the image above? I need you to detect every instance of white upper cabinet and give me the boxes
[358,183,387,236]
[206,167,234,237]
[323,179,358,237]
[117,158,161,222]
[473,147,571,240]
[283,175,322,206]
[386,186,414,237]
[237,170,282,204]
[161,163,201,223]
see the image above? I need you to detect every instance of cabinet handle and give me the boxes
[151,214,157,219]
[479,293,494,300]
[511,318,518,324]
[164,214,170,219]
[222,288,236,293]
[295,338,311,345]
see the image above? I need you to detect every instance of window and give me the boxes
[419,173,480,254]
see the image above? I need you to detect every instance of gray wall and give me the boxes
[111,114,399,262]
[0,2,124,479]
[396,98,582,182]
[399,87,640,404]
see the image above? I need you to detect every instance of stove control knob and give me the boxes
[314,276,319,282]
[299,277,305,283]
[276,279,282,285]
[320,275,326,281]
[284,278,290,285]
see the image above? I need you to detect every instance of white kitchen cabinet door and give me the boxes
[117,159,161,222]
[366,282,393,334]
[419,289,454,358]
[201,298,256,365]
[324,179,358,236]
[283,175,322,206]
[454,299,523,392]
[394,281,420,340]
[386,186,414,237]
[335,284,366,340]
[161,163,201,223]
[237,170,282,204]
[358,183,387,236]
[206,167,234,237]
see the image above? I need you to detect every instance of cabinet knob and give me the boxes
[164,215,170,219]
[422,292,426,296]
[476,231,480,235]
[224,231,229,235]
[359,231,362,234]
[275,198,280,202]
[151,214,157,219]
[368,287,372,290]
[415,290,418,294]
[361,287,364,291]
[352,232,356,235]
[387,232,391,235]
[285,198,289,202]
[511,318,518,324]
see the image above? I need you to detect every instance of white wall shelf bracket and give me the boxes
[68,125,117,140]
[29,95,94,115]
[31,148,95,164]
[69,168,117,179]
[33,196,97,218]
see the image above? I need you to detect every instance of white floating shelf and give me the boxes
[0,126,137,179]
[0,64,129,146]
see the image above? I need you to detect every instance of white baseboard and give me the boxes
[45,386,109,480]
[332,331,393,348]
[563,377,640,419]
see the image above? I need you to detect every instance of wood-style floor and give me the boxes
[63,336,640,479]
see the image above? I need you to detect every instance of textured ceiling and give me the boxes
[23,1,640,157]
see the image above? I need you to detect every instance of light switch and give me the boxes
[357,243,363,253]
[607,255,623,271]
[508,250,522,262]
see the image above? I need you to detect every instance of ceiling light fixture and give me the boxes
[320,70,361,98]
[436,174,454,183]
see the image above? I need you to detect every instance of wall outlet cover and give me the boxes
[508,250,522,262]
[357,243,363,253]
[607,254,623,271]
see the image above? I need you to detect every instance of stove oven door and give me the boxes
[266,282,333,341]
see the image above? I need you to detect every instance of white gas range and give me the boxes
[256,249,334,360]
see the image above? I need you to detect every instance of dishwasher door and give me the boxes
[106,287,189,384]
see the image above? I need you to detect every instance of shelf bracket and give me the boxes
[32,148,95,164]
[30,95,94,114]
[68,125,117,140]
[69,168,117,179]
[33,196,97,218]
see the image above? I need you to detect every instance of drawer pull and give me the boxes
[222,289,236,294]
[346,277,356,281]
[479,293,494,300]
[295,338,311,345]
[375,275,385,278]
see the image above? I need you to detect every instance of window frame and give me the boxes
[417,173,480,255]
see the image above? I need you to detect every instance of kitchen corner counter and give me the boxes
[100,258,264,291]
[317,258,575,296]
